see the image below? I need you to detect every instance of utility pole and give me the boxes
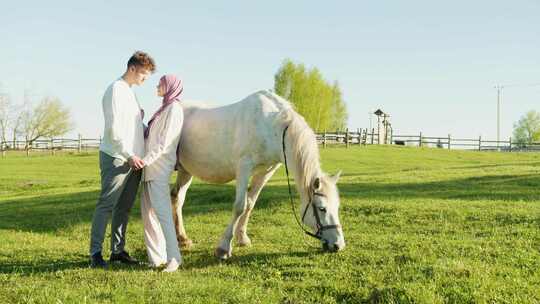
[494,85,503,148]
[492,83,540,149]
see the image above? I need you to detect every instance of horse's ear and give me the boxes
[329,170,342,184]
[313,177,322,191]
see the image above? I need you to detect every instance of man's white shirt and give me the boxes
[100,78,145,161]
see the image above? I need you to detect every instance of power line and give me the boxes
[497,82,540,88]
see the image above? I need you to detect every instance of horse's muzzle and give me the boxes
[322,241,345,252]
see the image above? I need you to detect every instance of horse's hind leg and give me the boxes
[171,167,193,250]
[235,164,280,247]
[215,159,253,260]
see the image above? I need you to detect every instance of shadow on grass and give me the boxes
[0,259,92,274]
[0,183,236,234]
[0,246,320,275]
[1,173,540,235]
[0,182,289,234]
[0,252,154,275]
[339,173,540,202]
[180,248,320,271]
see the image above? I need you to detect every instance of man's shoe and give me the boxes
[90,252,108,269]
[110,251,139,265]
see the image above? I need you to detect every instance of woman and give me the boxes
[140,74,184,272]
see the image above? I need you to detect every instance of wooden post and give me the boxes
[323,130,327,148]
[447,134,451,150]
[26,137,29,157]
[419,132,423,147]
[345,128,349,148]
[51,138,55,155]
[363,128,367,145]
[78,134,82,153]
[509,137,512,152]
[370,128,374,144]
[478,136,482,151]
[357,128,360,145]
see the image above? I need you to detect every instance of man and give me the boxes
[89,51,156,268]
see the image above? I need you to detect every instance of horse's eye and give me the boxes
[318,207,327,213]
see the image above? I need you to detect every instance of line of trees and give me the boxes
[274,59,348,132]
[0,87,74,148]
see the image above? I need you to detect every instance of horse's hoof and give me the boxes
[237,237,252,247]
[180,238,193,250]
[214,247,232,260]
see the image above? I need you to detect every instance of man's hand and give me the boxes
[128,156,145,170]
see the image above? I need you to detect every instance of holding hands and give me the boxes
[128,155,146,170]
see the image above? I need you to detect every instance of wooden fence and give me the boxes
[316,129,540,152]
[2,130,540,157]
[0,136,101,157]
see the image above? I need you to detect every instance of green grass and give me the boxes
[1,146,540,303]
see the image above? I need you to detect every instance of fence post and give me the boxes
[448,134,451,150]
[26,137,30,157]
[370,128,374,144]
[364,128,368,145]
[357,128,360,145]
[345,128,349,148]
[51,138,55,155]
[419,132,423,147]
[509,137,512,152]
[323,130,327,148]
[78,134,82,153]
[478,136,482,151]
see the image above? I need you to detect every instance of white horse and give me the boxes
[171,90,345,259]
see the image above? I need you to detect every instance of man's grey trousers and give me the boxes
[90,151,141,256]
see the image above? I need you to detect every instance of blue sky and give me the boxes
[1,1,539,140]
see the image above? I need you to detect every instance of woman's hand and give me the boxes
[128,155,146,170]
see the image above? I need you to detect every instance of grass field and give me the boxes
[1,146,540,303]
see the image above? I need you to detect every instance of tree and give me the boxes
[0,92,9,143]
[22,96,74,146]
[512,110,540,146]
[274,59,348,132]
[328,81,348,130]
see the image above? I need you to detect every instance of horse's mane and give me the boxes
[273,95,321,196]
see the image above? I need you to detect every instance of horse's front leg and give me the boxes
[235,164,280,247]
[171,168,193,250]
[215,159,253,260]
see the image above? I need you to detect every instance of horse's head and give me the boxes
[302,170,345,252]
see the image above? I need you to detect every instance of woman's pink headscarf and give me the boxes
[144,74,183,138]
